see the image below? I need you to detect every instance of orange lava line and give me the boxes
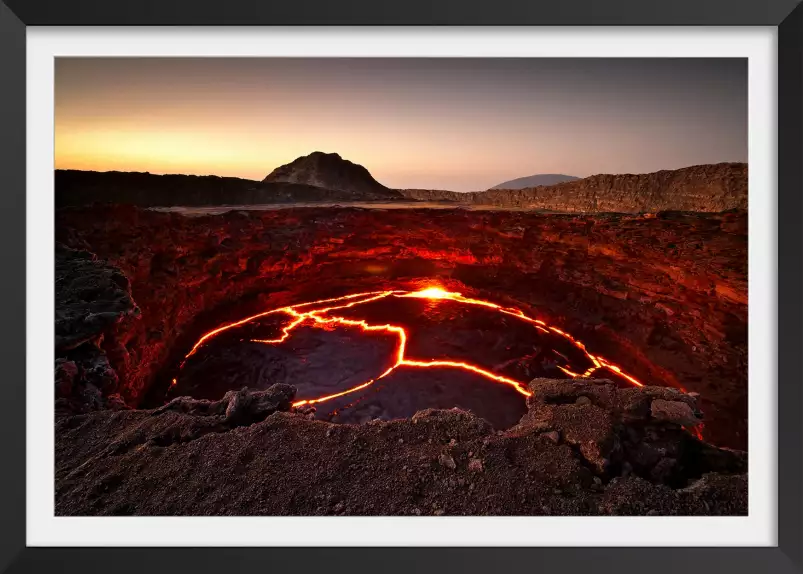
[177,286,648,407]
[300,291,397,316]
[597,359,644,387]
[557,365,582,378]
[304,314,407,365]
[290,290,389,310]
[251,315,307,344]
[182,307,289,361]
[292,379,377,407]
[185,290,394,358]
[399,359,531,397]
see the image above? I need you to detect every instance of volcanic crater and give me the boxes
[58,206,745,442]
[161,285,657,431]
[55,204,747,515]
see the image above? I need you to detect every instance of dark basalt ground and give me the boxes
[54,205,748,516]
[55,380,746,516]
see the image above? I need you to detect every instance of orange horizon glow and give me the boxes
[55,58,747,191]
[174,287,647,410]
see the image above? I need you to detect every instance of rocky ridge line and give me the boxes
[57,160,745,213]
[399,162,747,213]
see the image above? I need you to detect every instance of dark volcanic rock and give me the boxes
[598,473,747,515]
[55,243,138,351]
[399,163,747,213]
[651,399,702,426]
[263,151,402,200]
[54,380,746,516]
[521,378,742,486]
[153,384,296,428]
[55,244,139,413]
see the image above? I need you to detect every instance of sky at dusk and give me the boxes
[55,58,747,192]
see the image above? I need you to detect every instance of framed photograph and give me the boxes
[1,1,801,572]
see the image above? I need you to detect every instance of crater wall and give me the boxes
[55,205,747,449]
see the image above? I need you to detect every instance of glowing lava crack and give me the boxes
[175,287,647,409]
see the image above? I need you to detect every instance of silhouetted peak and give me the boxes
[262,151,397,198]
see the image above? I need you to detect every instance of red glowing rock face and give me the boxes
[176,287,646,410]
[57,206,744,445]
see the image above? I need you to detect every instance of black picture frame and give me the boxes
[0,1,800,572]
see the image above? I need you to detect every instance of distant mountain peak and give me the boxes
[490,173,580,190]
[307,151,341,159]
[263,151,398,198]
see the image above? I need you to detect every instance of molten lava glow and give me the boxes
[177,287,648,409]
[407,287,451,299]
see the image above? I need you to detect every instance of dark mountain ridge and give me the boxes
[56,158,747,214]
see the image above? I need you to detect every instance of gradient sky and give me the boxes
[55,58,747,192]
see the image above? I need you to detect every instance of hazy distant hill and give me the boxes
[490,173,579,190]
[397,163,747,213]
